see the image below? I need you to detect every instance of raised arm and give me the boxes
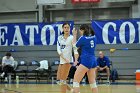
[72,28,79,66]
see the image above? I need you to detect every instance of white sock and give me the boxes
[4,77,8,81]
[70,79,73,83]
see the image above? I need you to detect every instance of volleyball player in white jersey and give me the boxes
[57,22,78,93]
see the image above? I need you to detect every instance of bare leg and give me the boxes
[60,63,71,93]
[57,65,62,80]
[73,64,89,93]
[87,68,98,93]
[95,67,99,79]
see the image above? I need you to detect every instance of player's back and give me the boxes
[81,35,96,56]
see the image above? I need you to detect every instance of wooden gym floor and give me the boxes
[0,81,140,93]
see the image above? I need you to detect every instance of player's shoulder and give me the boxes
[10,56,14,59]
[67,35,75,41]
[76,36,85,44]
[58,35,63,38]
[2,56,7,60]
[58,35,63,40]
[79,36,85,39]
[69,35,74,39]
[77,36,85,42]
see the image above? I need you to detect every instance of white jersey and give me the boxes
[2,56,14,67]
[57,35,78,64]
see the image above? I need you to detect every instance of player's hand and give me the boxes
[74,60,78,66]
[72,28,77,36]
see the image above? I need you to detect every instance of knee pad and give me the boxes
[73,82,79,88]
[90,82,97,88]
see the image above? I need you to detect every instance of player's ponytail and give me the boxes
[89,27,95,36]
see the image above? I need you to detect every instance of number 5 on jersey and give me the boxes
[90,40,94,48]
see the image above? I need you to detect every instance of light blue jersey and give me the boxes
[76,35,97,69]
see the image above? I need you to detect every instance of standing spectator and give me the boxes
[96,51,110,83]
[0,52,15,82]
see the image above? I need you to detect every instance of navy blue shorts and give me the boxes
[80,55,97,69]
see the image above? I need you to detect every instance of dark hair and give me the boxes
[62,22,70,28]
[62,22,70,34]
[80,24,95,36]
[6,52,11,57]
[90,27,95,36]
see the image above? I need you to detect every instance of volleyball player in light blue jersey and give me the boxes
[72,24,98,93]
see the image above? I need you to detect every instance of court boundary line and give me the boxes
[4,89,22,93]
[3,89,62,93]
